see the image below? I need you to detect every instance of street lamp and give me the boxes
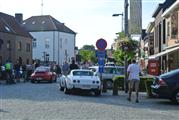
[112,13,124,32]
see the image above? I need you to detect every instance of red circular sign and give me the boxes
[96,38,107,51]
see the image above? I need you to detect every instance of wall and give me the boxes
[31,31,75,65]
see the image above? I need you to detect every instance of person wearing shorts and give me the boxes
[127,59,141,103]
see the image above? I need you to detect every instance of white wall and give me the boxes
[31,31,75,65]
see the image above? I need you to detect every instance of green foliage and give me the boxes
[79,49,97,63]
[81,45,95,51]
[113,75,154,93]
[113,32,139,65]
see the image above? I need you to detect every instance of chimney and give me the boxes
[15,13,23,24]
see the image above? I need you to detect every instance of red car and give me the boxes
[31,66,57,83]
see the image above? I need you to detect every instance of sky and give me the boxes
[0,0,165,49]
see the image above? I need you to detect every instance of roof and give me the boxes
[152,0,177,18]
[0,12,32,38]
[162,0,179,17]
[22,15,76,34]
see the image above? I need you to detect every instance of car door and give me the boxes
[102,67,116,80]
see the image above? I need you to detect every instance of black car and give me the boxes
[151,69,179,104]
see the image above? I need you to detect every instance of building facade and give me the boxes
[148,0,178,74]
[0,12,33,65]
[22,15,76,65]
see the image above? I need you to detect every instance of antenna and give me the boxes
[41,0,43,15]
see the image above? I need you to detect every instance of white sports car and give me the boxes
[58,69,102,96]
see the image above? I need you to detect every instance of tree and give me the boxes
[81,45,95,51]
[79,45,97,64]
[113,32,139,66]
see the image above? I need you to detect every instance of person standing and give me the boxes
[5,60,14,84]
[62,61,69,76]
[69,60,79,71]
[127,59,141,103]
[14,61,21,83]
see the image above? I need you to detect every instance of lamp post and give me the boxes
[112,13,124,32]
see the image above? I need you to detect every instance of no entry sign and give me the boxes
[96,38,107,51]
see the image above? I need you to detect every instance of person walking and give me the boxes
[127,59,141,103]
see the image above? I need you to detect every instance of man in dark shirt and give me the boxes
[69,60,79,71]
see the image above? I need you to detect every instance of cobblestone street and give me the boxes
[0,82,179,120]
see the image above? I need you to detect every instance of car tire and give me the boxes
[64,87,70,94]
[31,80,35,83]
[60,87,64,91]
[94,90,101,96]
[171,89,179,104]
[106,80,113,89]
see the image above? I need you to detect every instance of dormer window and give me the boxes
[32,21,36,24]
[4,26,11,32]
[42,21,45,24]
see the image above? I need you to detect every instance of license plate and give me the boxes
[82,85,90,88]
[36,77,42,80]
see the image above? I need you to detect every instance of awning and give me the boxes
[149,46,179,59]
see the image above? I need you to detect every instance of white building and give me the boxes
[22,15,76,65]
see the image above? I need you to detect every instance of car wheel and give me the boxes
[171,89,179,104]
[60,87,64,91]
[31,80,35,83]
[64,87,70,94]
[106,80,113,89]
[94,90,101,96]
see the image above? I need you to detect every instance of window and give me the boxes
[45,39,50,49]
[42,21,45,24]
[7,40,11,50]
[33,38,37,48]
[60,38,62,48]
[167,21,170,37]
[0,39,3,50]
[32,21,36,24]
[26,43,31,52]
[163,19,166,44]
[171,12,178,39]
[65,39,68,44]
[26,59,29,64]
[4,26,11,32]
[17,41,22,51]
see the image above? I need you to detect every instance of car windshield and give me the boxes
[116,67,124,75]
[73,71,94,76]
[35,67,50,72]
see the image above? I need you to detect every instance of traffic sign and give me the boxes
[96,38,107,51]
[97,50,105,73]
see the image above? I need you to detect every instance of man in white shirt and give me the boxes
[127,59,141,103]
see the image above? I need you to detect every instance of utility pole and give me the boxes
[124,0,129,93]
[124,0,129,36]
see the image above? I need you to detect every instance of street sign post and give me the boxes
[96,38,107,51]
[96,38,107,93]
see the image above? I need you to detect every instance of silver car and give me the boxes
[89,66,124,89]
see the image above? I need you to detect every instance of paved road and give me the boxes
[0,82,179,120]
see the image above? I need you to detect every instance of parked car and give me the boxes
[105,62,115,66]
[58,69,101,96]
[30,66,57,83]
[151,69,179,104]
[89,66,124,89]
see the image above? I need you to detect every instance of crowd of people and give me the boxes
[0,59,93,84]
